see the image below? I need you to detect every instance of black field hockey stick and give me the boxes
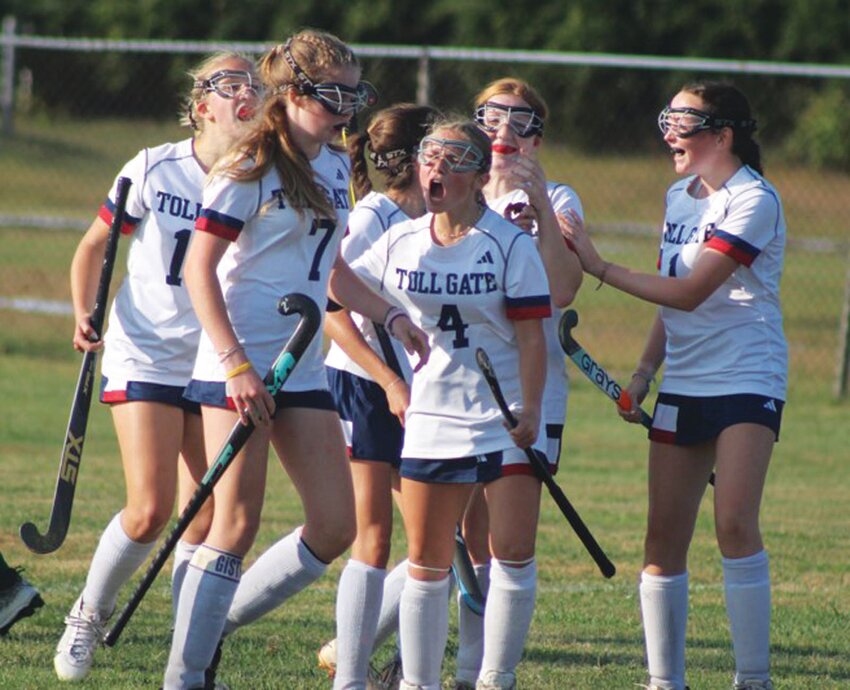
[475,347,616,579]
[559,310,715,486]
[103,293,321,646]
[20,176,132,555]
[374,317,486,613]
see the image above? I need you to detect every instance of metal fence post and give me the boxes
[835,257,850,399]
[416,48,431,105]
[2,15,16,136]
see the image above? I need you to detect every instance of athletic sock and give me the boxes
[399,575,450,689]
[479,558,536,677]
[163,544,242,690]
[82,512,155,617]
[373,558,407,649]
[171,540,199,621]
[455,563,490,685]
[333,559,386,690]
[723,550,771,685]
[640,570,689,690]
[223,527,327,635]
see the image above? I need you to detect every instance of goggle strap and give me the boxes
[282,39,316,91]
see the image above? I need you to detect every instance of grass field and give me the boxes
[1,118,849,688]
[0,352,848,689]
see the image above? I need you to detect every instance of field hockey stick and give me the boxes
[374,317,486,612]
[103,293,321,646]
[558,310,653,428]
[475,347,616,579]
[451,526,486,616]
[20,176,132,555]
[559,310,715,486]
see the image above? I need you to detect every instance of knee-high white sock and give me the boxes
[480,559,536,678]
[171,540,199,622]
[223,527,327,635]
[82,512,155,617]
[163,545,242,690]
[399,575,450,689]
[373,559,407,650]
[640,571,689,690]
[723,550,771,685]
[455,563,490,684]
[333,559,387,690]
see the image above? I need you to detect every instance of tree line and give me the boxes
[5,0,850,169]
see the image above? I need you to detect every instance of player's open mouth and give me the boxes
[492,144,518,155]
[236,105,254,121]
[670,146,685,157]
[429,179,446,201]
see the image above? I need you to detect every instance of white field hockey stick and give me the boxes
[104,293,321,646]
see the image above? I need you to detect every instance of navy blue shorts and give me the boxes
[650,392,784,446]
[328,368,403,466]
[100,376,200,415]
[184,380,336,414]
[400,446,551,484]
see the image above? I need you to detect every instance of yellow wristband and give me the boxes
[225,361,253,380]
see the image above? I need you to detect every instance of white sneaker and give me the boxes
[734,681,774,690]
[317,638,337,678]
[0,568,44,635]
[476,670,516,690]
[54,596,108,682]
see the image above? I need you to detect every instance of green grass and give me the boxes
[1,117,849,688]
[0,350,848,689]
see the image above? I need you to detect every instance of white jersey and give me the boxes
[100,138,205,387]
[324,191,413,382]
[352,208,552,459]
[191,145,351,390]
[657,165,787,399]
[488,181,583,425]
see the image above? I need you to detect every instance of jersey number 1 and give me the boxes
[165,229,192,286]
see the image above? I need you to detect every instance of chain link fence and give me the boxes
[2,25,849,398]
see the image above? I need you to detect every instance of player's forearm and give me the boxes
[328,256,393,325]
[324,310,399,387]
[515,318,547,416]
[537,207,582,307]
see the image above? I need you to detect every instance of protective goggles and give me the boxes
[304,81,378,116]
[417,136,486,173]
[657,106,757,138]
[282,39,377,116]
[474,102,544,138]
[195,70,260,99]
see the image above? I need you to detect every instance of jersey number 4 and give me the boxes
[437,304,469,349]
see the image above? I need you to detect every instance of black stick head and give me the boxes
[19,521,64,554]
[558,309,581,356]
[278,292,320,324]
[474,347,493,377]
